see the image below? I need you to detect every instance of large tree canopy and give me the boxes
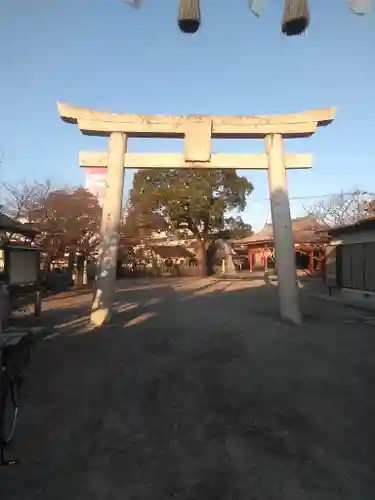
[222,216,253,240]
[129,168,253,275]
[31,188,102,259]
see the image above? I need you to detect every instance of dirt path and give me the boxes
[1,278,374,499]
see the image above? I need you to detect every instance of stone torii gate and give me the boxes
[57,102,335,327]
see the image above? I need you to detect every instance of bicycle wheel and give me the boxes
[0,378,21,446]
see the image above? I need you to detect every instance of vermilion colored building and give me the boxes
[234,216,330,274]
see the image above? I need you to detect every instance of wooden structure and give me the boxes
[0,215,41,330]
[326,215,375,298]
[58,102,335,326]
[0,213,38,241]
[0,215,40,288]
[234,216,329,274]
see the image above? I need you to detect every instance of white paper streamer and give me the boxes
[348,0,372,15]
[122,0,142,9]
[249,0,266,17]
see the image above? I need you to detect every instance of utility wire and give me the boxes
[249,190,375,204]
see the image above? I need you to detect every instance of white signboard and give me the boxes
[85,168,107,207]
[9,247,39,285]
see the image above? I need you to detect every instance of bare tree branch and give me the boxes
[2,180,53,221]
[304,190,374,228]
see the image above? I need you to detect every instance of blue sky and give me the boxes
[0,0,374,230]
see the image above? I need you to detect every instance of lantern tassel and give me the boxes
[178,0,201,34]
[281,0,310,36]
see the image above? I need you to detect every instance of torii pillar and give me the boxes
[266,133,299,322]
[57,103,335,326]
[91,132,126,325]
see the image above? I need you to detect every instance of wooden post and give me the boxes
[248,249,253,273]
[264,248,268,272]
[0,284,9,332]
[83,259,88,285]
[91,132,127,327]
[34,290,42,318]
[317,250,322,273]
[265,134,302,325]
[308,251,314,273]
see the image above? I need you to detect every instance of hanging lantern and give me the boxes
[281,0,309,36]
[178,0,201,34]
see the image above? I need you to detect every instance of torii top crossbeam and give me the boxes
[57,102,335,140]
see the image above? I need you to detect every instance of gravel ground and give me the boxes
[1,277,374,499]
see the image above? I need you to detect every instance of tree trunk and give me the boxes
[43,254,52,275]
[206,241,217,276]
[68,252,75,285]
[197,240,208,277]
[76,255,85,286]
[68,252,75,274]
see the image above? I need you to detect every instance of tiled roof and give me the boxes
[151,245,194,259]
[328,214,375,235]
[0,213,39,237]
[235,216,329,245]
